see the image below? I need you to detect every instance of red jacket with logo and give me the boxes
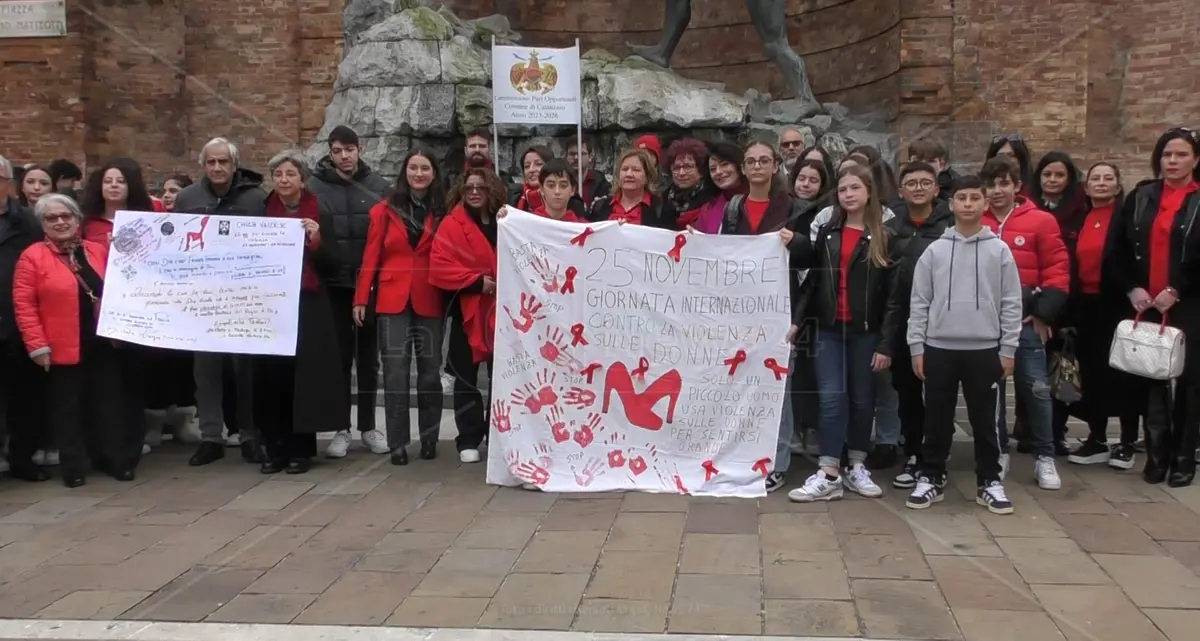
[981,197,1070,323]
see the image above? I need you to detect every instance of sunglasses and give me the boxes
[1166,127,1199,141]
[991,133,1024,144]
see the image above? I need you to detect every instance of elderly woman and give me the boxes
[12,194,139,487]
[254,150,348,475]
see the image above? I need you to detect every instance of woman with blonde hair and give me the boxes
[588,148,672,228]
[787,164,902,502]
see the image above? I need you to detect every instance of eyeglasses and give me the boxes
[671,163,697,174]
[901,179,936,190]
[464,185,489,193]
[44,214,74,223]
[743,157,775,168]
[991,133,1024,144]
[780,140,804,148]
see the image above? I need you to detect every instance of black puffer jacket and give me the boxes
[306,157,391,289]
[172,168,268,217]
[0,198,42,342]
[885,199,953,317]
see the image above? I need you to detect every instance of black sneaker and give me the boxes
[893,455,920,489]
[1054,440,1072,457]
[977,481,1013,514]
[1108,444,1136,470]
[189,441,225,466]
[905,476,944,509]
[765,471,786,493]
[865,444,898,470]
[1068,439,1111,465]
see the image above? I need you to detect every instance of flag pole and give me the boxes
[575,38,584,194]
[492,35,501,173]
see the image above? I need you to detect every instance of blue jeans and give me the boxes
[814,328,878,468]
[873,369,901,445]
[996,323,1054,457]
[774,353,796,474]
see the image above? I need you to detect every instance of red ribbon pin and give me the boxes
[631,356,650,381]
[667,233,687,262]
[723,349,747,375]
[569,323,588,346]
[580,362,602,384]
[560,266,577,294]
[702,460,719,481]
[763,358,789,381]
[570,227,594,246]
[752,457,771,476]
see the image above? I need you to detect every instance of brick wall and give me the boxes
[0,0,1193,186]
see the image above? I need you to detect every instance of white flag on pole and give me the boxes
[491,44,581,126]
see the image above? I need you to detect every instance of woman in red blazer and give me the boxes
[12,193,140,488]
[353,148,446,466]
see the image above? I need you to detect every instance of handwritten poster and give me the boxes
[97,210,305,356]
[486,207,792,497]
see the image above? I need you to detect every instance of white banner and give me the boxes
[487,207,791,497]
[97,211,305,356]
[491,44,581,125]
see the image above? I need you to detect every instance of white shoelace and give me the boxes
[983,482,1009,503]
[912,480,937,498]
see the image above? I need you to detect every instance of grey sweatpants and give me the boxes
[194,353,258,443]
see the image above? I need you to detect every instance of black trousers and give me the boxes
[142,347,195,410]
[378,310,445,448]
[891,346,926,459]
[0,340,47,470]
[328,286,378,432]
[221,355,241,434]
[47,340,143,477]
[446,317,491,451]
[254,355,317,462]
[921,346,1004,484]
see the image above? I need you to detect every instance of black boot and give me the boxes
[1168,387,1197,488]
[240,438,266,463]
[189,441,225,466]
[419,440,437,460]
[1143,385,1172,484]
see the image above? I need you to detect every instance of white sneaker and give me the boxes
[169,406,201,444]
[141,443,151,455]
[325,430,352,458]
[789,435,805,455]
[765,471,786,493]
[144,409,166,447]
[999,453,1010,481]
[440,372,456,394]
[459,448,481,463]
[844,463,884,498]
[787,472,844,503]
[0,457,9,473]
[224,432,241,447]
[521,482,540,491]
[361,429,390,455]
[43,450,59,466]
[1035,455,1062,490]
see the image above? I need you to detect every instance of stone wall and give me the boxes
[0,0,1194,184]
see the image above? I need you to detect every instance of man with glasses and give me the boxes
[876,161,954,482]
[0,154,48,480]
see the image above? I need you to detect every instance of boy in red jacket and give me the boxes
[979,156,1070,491]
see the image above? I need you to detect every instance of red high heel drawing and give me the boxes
[601,360,682,431]
[184,216,210,251]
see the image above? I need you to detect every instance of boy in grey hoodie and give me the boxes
[905,175,1022,514]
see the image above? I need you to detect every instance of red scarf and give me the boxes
[516,185,544,212]
[429,204,497,363]
[265,189,323,291]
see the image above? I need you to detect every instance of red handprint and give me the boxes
[607,449,626,468]
[572,457,604,487]
[491,400,512,433]
[515,459,550,486]
[546,405,570,443]
[629,455,648,476]
[574,412,601,449]
[503,292,545,334]
[529,255,560,293]
[510,369,559,414]
[563,386,596,409]
[538,326,575,367]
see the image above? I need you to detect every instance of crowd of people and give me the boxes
[0,122,1197,516]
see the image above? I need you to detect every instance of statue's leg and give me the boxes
[746,0,821,116]
[627,0,692,68]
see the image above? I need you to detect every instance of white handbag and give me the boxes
[1108,312,1186,380]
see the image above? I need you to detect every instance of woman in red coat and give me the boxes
[353,148,446,465]
[430,167,503,464]
[12,193,138,488]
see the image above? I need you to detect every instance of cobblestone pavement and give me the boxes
[0,441,1197,641]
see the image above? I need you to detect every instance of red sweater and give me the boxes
[264,190,323,292]
[83,198,166,246]
[13,240,109,365]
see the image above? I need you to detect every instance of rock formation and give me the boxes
[311,2,898,183]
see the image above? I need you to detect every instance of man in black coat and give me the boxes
[0,155,49,481]
[174,137,269,468]
[306,125,391,458]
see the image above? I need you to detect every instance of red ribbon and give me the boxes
[631,356,650,381]
[667,233,687,262]
[560,266,577,294]
[752,457,771,476]
[723,349,747,375]
[569,323,588,346]
[581,362,602,384]
[570,227,594,246]
[702,460,719,481]
[763,358,789,381]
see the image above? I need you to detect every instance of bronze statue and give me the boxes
[628,0,820,116]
